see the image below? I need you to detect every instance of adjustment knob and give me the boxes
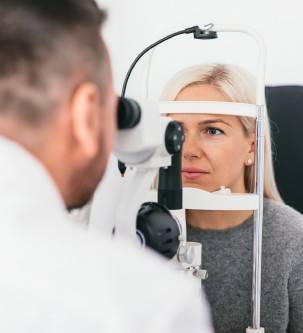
[165,121,185,154]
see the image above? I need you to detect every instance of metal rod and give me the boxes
[252,106,265,328]
[210,25,266,331]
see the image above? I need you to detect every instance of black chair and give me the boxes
[265,86,303,213]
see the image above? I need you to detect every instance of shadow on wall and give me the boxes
[266,86,303,213]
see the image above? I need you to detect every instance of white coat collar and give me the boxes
[0,136,66,217]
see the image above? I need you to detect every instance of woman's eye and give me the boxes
[205,127,224,136]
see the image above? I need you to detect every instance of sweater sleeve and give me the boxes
[287,243,303,333]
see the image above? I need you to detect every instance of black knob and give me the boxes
[137,202,180,259]
[165,121,185,154]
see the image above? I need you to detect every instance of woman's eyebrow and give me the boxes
[198,119,232,127]
[175,121,185,127]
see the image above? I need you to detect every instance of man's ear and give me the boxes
[69,82,102,158]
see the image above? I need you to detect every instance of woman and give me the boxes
[161,64,303,333]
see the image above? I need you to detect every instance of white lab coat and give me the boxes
[0,137,213,333]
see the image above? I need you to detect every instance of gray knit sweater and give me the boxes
[187,198,303,333]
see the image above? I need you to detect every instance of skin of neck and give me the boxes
[186,172,254,230]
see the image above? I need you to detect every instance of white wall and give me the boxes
[98,0,303,96]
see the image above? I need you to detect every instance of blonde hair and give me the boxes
[161,63,282,202]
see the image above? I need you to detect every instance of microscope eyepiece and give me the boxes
[118,97,141,130]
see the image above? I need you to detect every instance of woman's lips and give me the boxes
[181,168,210,180]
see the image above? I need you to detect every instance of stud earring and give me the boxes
[246,158,253,166]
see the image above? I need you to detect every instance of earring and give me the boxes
[246,158,253,166]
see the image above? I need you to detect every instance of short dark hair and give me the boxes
[0,0,107,124]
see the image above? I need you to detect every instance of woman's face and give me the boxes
[170,84,254,193]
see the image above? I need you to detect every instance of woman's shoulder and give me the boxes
[263,198,303,242]
[263,199,303,284]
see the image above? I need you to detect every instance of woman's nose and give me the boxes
[182,133,203,160]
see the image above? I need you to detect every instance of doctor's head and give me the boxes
[0,0,116,209]
[161,64,281,201]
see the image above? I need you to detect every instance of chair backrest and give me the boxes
[265,86,303,213]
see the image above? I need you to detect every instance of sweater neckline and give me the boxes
[186,212,255,237]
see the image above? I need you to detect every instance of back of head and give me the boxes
[0,0,116,209]
[0,0,107,127]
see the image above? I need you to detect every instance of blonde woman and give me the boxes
[161,64,303,333]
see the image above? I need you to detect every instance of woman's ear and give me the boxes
[69,82,102,159]
[245,134,255,166]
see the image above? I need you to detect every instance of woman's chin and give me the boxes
[182,181,217,192]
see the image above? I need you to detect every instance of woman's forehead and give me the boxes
[172,84,239,126]
[170,113,241,126]
[176,83,231,102]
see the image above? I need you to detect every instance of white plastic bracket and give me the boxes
[159,101,258,118]
[246,328,265,333]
